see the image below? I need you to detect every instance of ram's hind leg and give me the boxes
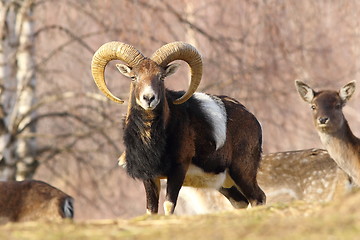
[219,186,249,209]
[228,164,266,207]
[143,178,161,214]
[229,149,266,207]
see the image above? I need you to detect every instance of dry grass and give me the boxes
[1,191,360,240]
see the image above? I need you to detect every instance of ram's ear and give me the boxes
[295,80,315,103]
[164,63,180,77]
[116,64,133,78]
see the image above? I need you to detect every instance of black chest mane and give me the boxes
[123,106,169,179]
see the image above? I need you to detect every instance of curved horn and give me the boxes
[150,42,203,104]
[91,41,145,103]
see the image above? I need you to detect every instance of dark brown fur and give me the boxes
[120,59,265,214]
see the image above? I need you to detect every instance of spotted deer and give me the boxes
[295,80,360,187]
[0,180,74,224]
[258,149,351,203]
[172,149,352,214]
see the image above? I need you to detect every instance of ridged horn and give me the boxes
[150,42,203,104]
[91,41,145,103]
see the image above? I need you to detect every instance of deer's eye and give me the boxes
[335,103,342,109]
[311,105,317,110]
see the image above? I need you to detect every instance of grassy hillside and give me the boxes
[1,191,360,240]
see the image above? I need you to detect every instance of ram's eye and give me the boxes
[131,76,137,81]
[311,105,316,110]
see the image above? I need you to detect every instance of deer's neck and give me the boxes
[318,121,360,185]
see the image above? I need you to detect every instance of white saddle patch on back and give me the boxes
[193,93,227,150]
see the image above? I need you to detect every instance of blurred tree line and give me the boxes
[0,0,359,219]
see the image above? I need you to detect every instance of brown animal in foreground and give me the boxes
[175,149,352,214]
[91,41,265,215]
[296,80,360,186]
[0,180,74,224]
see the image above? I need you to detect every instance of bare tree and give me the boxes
[0,0,142,219]
[0,0,38,180]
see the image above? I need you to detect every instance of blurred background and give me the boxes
[0,0,359,219]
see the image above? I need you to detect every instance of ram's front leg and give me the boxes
[164,167,187,215]
[143,178,161,214]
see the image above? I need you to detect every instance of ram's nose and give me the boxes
[143,93,156,105]
[137,87,160,110]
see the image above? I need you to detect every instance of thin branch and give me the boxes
[17,109,121,153]
[33,24,93,53]
[14,91,108,131]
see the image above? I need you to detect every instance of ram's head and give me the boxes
[91,41,203,110]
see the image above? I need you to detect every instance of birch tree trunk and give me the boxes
[0,0,37,180]
[184,0,196,47]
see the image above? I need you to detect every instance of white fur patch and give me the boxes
[183,164,226,189]
[177,187,233,214]
[163,201,174,215]
[193,93,227,150]
[265,188,299,200]
[63,197,74,218]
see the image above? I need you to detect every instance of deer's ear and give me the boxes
[295,80,315,103]
[339,80,356,102]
